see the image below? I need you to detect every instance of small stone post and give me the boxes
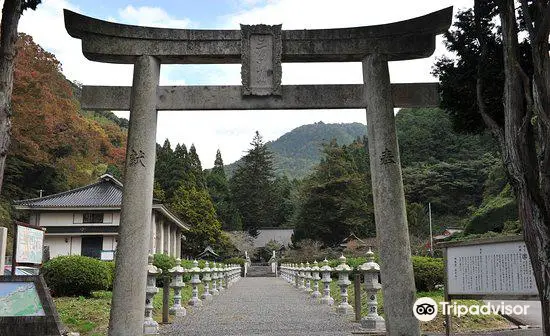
[359,248,385,332]
[187,260,202,307]
[335,254,353,315]
[362,54,420,334]
[304,262,313,293]
[168,258,186,317]
[310,260,321,299]
[201,261,213,301]
[144,255,161,335]
[320,259,334,306]
[210,262,219,296]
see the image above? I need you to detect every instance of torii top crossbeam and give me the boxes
[65,7,452,64]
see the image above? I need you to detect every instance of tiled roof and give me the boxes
[14,174,123,208]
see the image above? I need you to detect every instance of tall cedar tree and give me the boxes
[206,149,243,230]
[433,1,550,331]
[230,131,278,236]
[292,139,375,246]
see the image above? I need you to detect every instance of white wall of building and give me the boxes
[45,236,84,258]
[39,211,119,226]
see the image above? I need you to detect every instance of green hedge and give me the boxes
[42,255,111,297]
[411,256,444,292]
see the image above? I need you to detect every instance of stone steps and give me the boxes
[246,264,275,277]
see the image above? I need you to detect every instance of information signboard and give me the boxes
[15,225,44,265]
[446,240,537,297]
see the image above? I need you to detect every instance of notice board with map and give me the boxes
[15,224,44,264]
[0,275,65,335]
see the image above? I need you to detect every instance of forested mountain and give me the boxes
[225,122,368,179]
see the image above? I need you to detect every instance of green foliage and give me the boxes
[105,261,115,290]
[292,139,375,247]
[411,256,444,292]
[171,185,223,256]
[403,154,499,219]
[223,257,246,266]
[206,150,242,231]
[464,185,518,234]
[42,256,111,297]
[230,131,284,236]
[153,253,176,274]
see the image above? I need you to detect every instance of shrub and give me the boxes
[42,255,111,297]
[153,253,176,286]
[106,261,115,290]
[411,256,444,292]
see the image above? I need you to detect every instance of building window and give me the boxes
[83,213,104,224]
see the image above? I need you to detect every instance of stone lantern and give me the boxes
[217,263,225,293]
[319,258,334,306]
[358,248,385,331]
[335,254,353,315]
[201,261,213,301]
[187,259,202,307]
[294,263,301,289]
[304,262,313,293]
[168,258,186,317]
[144,254,161,335]
[310,260,322,299]
[223,264,230,289]
[298,263,307,290]
[210,262,219,295]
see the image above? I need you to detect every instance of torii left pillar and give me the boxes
[108,55,160,336]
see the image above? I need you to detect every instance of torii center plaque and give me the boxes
[64,7,452,336]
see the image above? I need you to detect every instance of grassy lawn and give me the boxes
[327,280,511,333]
[54,284,202,336]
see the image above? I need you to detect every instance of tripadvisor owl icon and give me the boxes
[413,297,438,321]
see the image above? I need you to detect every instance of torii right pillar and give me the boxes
[363,54,420,335]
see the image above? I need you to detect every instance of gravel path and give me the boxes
[160,277,362,336]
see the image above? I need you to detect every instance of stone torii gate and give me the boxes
[64,7,451,336]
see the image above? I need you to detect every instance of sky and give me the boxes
[17,0,473,168]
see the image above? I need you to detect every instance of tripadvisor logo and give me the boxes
[413,297,438,321]
[413,297,530,321]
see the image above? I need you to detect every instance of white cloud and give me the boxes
[114,5,192,28]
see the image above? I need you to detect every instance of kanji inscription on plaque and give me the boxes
[241,24,282,96]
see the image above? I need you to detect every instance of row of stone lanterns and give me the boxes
[279,249,385,333]
[144,255,243,335]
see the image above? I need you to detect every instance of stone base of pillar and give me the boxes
[188,297,202,307]
[320,296,334,306]
[143,319,159,335]
[201,292,213,301]
[311,290,321,299]
[169,305,186,317]
[336,303,353,315]
[361,315,386,331]
[211,288,220,295]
